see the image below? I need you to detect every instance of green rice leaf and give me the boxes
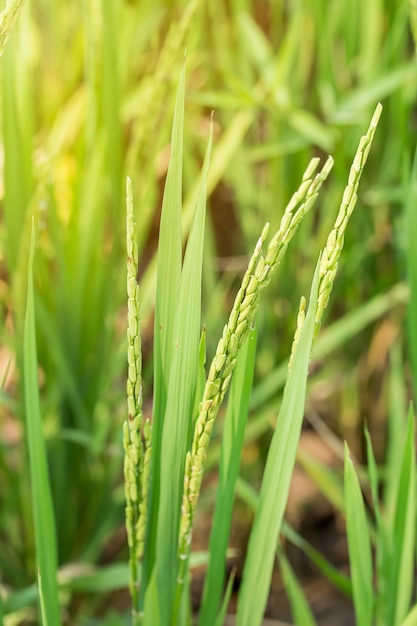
[152,60,185,426]
[235,477,351,596]
[213,570,236,626]
[364,426,389,622]
[344,443,373,626]
[23,222,62,626]
[406,148,417,403]
[37,570,48,626]
[236,261,319,626]
[143,60,185,596]
[145,112,213,626]
[387,407,416,625]
[277,547,316,626]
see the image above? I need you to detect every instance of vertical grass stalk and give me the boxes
[124,177,146,620]
[24,222,62,626]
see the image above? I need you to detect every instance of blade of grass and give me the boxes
[142,60,185,599]
[344,444,374,626]
[236,261,319,626]
[213,571,236,626]
[144,114,213,626]
[277,547,317,626]
[387,407,416,626]
[364,426,389,623]
[23,222,62,626]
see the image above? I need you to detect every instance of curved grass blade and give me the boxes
[236,262,319,626]
[277,547,316,626]
[387,407,416,626]
[142,60,185,600]
[144,114,213,626]
[344,444,374,626]
[24,222,62,626]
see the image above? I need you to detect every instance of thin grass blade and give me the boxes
[23,223,62,626]
[213,571,236,626]
[364,426,390,622]
[387,407,416,626]
[344,444,373,626]
[144,119,213,626]
[236,261,319,626]
[277,547,316,626]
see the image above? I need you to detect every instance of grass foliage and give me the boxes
[1,0,417,625]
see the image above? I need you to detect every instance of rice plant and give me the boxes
[121,63,382,624]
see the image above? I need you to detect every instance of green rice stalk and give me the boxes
[387,407,416,625]
[364,426,389,622]
[179,155,333,559]
[277,547,316,626]
[140,61,185,609]
[344,444,374,626]
[313,102,383,340]
[0,0,25,57]
[123,177,146,617]
[236,265,319,626]
[155,116,212,626]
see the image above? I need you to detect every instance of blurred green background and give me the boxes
[0,0,416,623]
